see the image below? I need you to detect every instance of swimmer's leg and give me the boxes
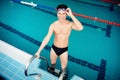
[48,48,58,73]
[50,48,58,65]
[60,51,68,70]
[59,52,68,80]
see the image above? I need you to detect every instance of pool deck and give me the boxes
[0,40,84,80]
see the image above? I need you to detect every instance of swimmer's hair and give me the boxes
[56,4,68,10]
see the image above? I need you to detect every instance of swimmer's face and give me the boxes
[57,8,67,21]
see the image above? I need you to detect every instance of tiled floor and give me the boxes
[0,53,35,80]
[0,40,58,80]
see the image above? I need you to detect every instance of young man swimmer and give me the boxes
[35,4,83,77]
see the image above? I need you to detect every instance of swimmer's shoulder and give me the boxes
[49,21,58,29]
[50,21,58,27]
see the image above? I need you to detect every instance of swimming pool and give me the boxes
[0,0,120,80]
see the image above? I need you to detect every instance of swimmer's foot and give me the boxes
[47,66,55,74]
[59,69,68,80]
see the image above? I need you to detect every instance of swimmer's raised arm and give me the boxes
[66,8,83,31]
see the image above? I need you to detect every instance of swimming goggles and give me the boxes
[57,8,66,12]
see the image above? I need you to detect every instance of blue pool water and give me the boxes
[0,0,120,80]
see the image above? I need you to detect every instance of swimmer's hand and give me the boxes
[35,52,40,58]
[66,8,73,17]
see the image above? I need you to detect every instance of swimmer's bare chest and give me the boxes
[53,22,72,47]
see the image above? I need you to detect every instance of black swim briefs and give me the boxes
[52,44,68,56]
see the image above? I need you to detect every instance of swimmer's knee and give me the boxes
[61,64,67,70]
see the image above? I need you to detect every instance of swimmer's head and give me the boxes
[56,4,68,12]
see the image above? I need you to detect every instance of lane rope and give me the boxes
[73,12,120,27]
[102,0,120,4]
[10,0,120,27]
